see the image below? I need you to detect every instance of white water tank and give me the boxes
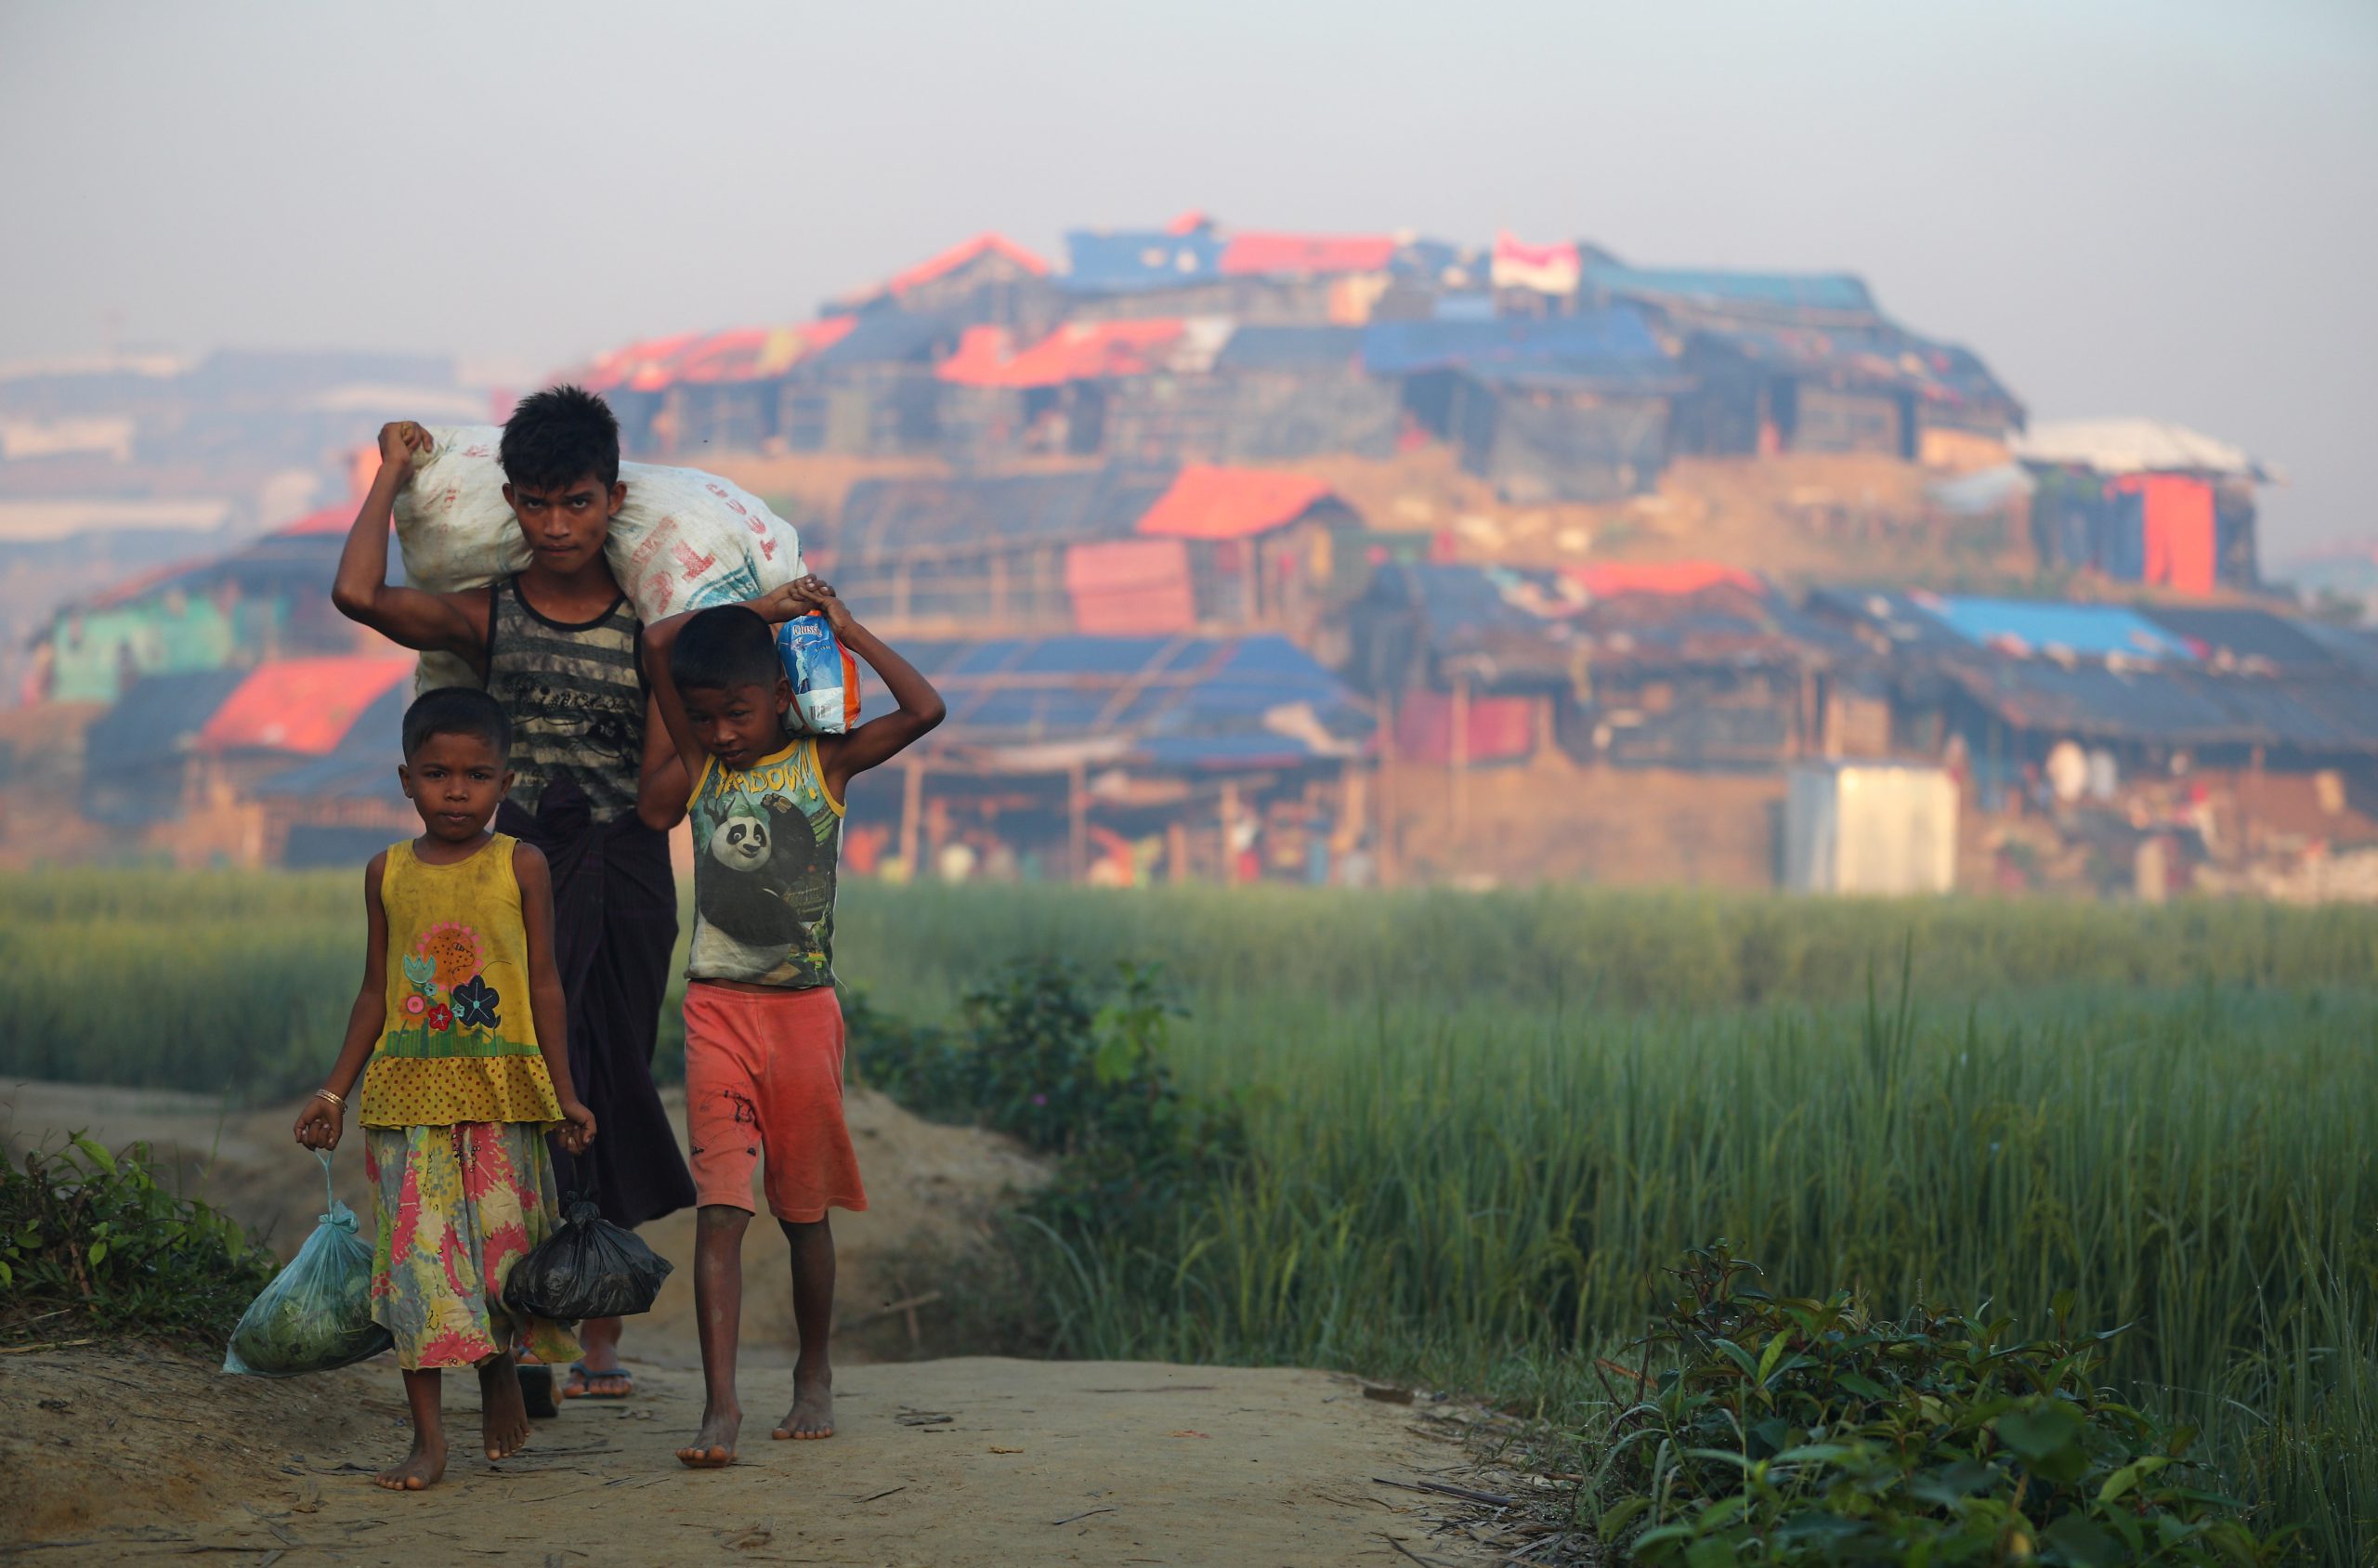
[1784,761,1958,895]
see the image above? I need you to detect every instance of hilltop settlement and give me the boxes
[4,214,2364,902]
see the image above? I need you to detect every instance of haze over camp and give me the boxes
[2,4,2373,1564]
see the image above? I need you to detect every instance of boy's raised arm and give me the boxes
[330,422,489,663]
[801,583,944,799]
[640,613,713,802]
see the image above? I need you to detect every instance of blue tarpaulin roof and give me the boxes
[1925,596,2195,660]
[1584,262,1876,315]
[1062,230,1226,294]
[867,634,1370,771]
[1361,307,1674,384]
[1818,591,2196,662]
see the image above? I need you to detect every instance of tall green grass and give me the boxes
[3,871,2372,1554]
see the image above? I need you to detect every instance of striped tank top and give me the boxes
[483,579,646,822]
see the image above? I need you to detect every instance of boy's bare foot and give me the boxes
[771,1368,833,1440]
[479,1356,532,1462]
[677,1403,740,1468]
[374,1433,447,1491]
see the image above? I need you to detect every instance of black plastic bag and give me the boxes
[502,1197,673,1322]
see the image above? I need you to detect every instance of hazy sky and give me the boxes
[3,0,2372,558]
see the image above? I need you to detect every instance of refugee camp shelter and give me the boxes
[249,679,412,867]
[78,652,412,865]
[1365,309,1686,502]
[846,633,1375,886]
[830,464,1361,638]
[31,509,359,705]
[2012,419,2267,592]
[1349,561,1857,773]
[1807,591,2378,814]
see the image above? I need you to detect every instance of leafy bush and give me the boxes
[1594,1245,2294,1566]
[852,959,1246,1227]
[1,1136,277,1346]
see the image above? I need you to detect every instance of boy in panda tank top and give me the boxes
[643,580,945,1468]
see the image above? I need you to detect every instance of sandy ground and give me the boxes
[0,1080,1499,1565]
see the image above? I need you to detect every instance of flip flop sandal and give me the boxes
[566,1362,635,1400]
[517,1362,559,1418]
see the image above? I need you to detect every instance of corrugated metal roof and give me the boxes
[807,309,962,369]
[1213,325,1365,371]
[1951,660,2378,755]
[2138,607,2346,670]
[840,469,1178,560]
[85,668,252,771]
[2012,419,2263,478]
[1361,563,1842,692]
[867,634,1369,770]
[1691,322,2018,414]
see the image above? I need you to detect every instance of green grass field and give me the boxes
[4,871,2371,1556]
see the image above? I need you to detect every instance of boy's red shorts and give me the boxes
[683,982,869,1223]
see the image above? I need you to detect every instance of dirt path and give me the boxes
[1,1080,1501,1565]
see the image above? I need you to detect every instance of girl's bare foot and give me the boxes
[770,1367,833,1440]
[374,1433,447,1491]
[676,1403,740,1469]
[478,1355,532,1462]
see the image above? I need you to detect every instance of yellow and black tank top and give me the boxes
[358,834,563,1129]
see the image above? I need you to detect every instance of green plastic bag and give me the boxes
[223,1150,392,1376]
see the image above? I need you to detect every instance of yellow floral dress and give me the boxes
[359,836,580,1371]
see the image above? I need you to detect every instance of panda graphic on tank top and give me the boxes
[687,741,841,987]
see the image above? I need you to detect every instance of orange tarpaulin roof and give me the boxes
[581,331,707,392]
[198,656,412,755]
[938,319,1185,388]
[1566,562,1765,598]
[1137,465,1335,542]
[1219,233,1397,277]
[881,232,1051,298]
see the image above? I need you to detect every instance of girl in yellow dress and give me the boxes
[294,687,596,1492]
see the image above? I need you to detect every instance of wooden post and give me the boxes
[1067,763,1089,884]
[1220,779,1241,886]
[1451,673,1471,843]
[1168,820,1190,884]
[898,760,924,878]
[2245,745,2264,859]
